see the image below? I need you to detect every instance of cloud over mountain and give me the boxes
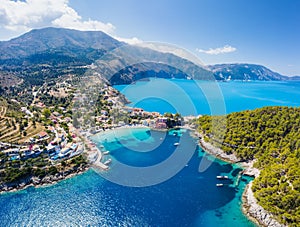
[0,0,115,37]
[196,45,237,55]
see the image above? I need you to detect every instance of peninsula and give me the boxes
[196,107,300,226]
[0,28,299,227]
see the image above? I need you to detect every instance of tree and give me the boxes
[42,108,51,118]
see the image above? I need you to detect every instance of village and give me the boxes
[0,75,182,190]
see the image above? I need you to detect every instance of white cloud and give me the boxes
[196,45,237,55]
[136,42,205,66]
[114,36,143,45]
[0,0,115,36]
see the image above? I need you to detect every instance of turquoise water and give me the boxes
[0,127,256,226]
[4,79,299,226]
[115,79,300,115]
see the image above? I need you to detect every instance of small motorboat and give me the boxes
[216,176,229,179]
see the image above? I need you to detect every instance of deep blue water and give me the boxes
[4,79,298,226]
[115,79,300,115]
[0,128,256,227]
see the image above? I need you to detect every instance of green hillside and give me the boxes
[197,106,300,226]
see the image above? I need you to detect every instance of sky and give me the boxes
[0,0,299,76]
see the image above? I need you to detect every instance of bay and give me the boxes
[3,78,298,226]
[0,128,256,226]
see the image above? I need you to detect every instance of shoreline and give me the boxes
[192,129,283,227]
[0,125,151,194]
[0,165,89,194]
[0,124,284,227]
[242,182,286,227]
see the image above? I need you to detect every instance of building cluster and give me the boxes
[1,75,181,172]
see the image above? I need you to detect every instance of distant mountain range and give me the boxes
[0,27,298,88]
[208,63,291,81]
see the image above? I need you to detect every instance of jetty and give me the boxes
[93,148,109,170]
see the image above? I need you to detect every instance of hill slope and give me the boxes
[0,27,293,89]
[208,63,287,81]
[0,27,121,60]
[197,106,300,226]
[0,27,213,85]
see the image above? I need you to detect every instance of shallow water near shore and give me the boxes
[3,78,296,226]
[0,127,256,226]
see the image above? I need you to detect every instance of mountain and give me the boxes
[0,27,214,87]
[0,27,121,60]
[208,63,287,81]
[93,44,214,84]
[287,75,300,80]
[0,27,295,89]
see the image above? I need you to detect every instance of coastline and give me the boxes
[0,124,284,227]
[0,165,89,194]
[192,129,284,227]
[242,182,286,227]
[198,133,240,163]
[0,125,150,194]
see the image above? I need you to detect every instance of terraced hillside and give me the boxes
[0,100,45,144]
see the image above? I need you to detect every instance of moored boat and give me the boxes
[216,175,229,179]
[104,159,112,165]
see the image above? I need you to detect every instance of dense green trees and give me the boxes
[197,106,300,226]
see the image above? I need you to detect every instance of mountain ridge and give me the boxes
[208,63,288,81]
[0,27,122,60]
[0,27,298,87]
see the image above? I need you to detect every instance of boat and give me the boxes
[216,175,229,179]
[104,159,112,165]
[103,151,110,155]
[216,184,224,187]
[174,142,180,146]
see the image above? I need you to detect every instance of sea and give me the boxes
[114,79,300,116]
[1,79,300,226]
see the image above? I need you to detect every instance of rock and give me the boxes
[243,182,286,227]
[32,177,41,185]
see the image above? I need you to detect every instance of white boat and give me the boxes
[216,184,223,187]
[104,159,112,165]
[103,151,110,155]
[216,175,229,179]
[174,142,180,146]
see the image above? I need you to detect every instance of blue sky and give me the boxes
[69,0,300,76]
[0,0,299,76]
